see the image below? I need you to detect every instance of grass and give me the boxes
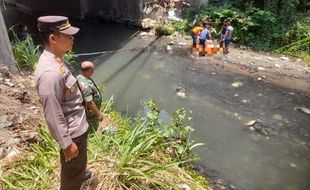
[274,37,310,64]
[0,100,208,190]
[9,30,40,71]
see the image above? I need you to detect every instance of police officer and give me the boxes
[35,16,90,190]
[77,61,103,132]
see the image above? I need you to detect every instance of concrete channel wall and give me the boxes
[14,0,143,22]
[13,0,208,22]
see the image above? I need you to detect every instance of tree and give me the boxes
[0,9,17,73]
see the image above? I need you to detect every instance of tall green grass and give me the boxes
[274,37,310,64]
[0,100,207,190]
[9,30,40,71]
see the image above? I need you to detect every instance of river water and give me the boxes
[3,6,310,190]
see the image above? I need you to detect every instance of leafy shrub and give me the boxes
[171,20,191,34]
[155,24,174,36]
[274,37,310,63]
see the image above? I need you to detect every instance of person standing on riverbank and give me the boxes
[34,16,91,190]
[219,22,227,48]
[77,61,103,132]
[223,21,234,54]
[199,22,211,56]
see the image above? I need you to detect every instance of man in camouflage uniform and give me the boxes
[77,61,103,132]
[35,16,90,190]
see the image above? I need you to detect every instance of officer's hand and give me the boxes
[63,142,79,162]
[97,112,104,122]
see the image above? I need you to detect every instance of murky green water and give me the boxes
[76,24,310,190]
[3,6,310,190]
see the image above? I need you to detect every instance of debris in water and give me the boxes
[177,92,186,99]
[295,107,310,115]
[290,163,297,168]
[245,120,256,126]
[247,121,273,135]
[176,86,186,98]
[249,126,255,131]
[176,86,186,92]
[257,77,262,81]
[272,114,283,121]
[231,82,243,88]
[166,45,173,51]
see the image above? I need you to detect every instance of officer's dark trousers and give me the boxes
[60,132,88,190]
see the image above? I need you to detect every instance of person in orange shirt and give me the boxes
[191,22,203,48]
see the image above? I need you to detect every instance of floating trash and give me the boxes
[231,82,243,88]
[241,99,248,103]
[245,120,256,126]
[295,107,310,115]
[272,114,283,121]
[177,92,186,99]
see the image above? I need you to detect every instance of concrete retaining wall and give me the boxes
[15,0,143,22]
[13,0,208,22]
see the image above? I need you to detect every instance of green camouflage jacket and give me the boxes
[77,74,102,121]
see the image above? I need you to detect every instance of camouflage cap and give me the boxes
[37,16,79,35]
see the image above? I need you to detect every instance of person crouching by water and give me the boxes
[77,61,103,132]
[35,16,91,190]
[191,22,203,49]
[199,22,212,56]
